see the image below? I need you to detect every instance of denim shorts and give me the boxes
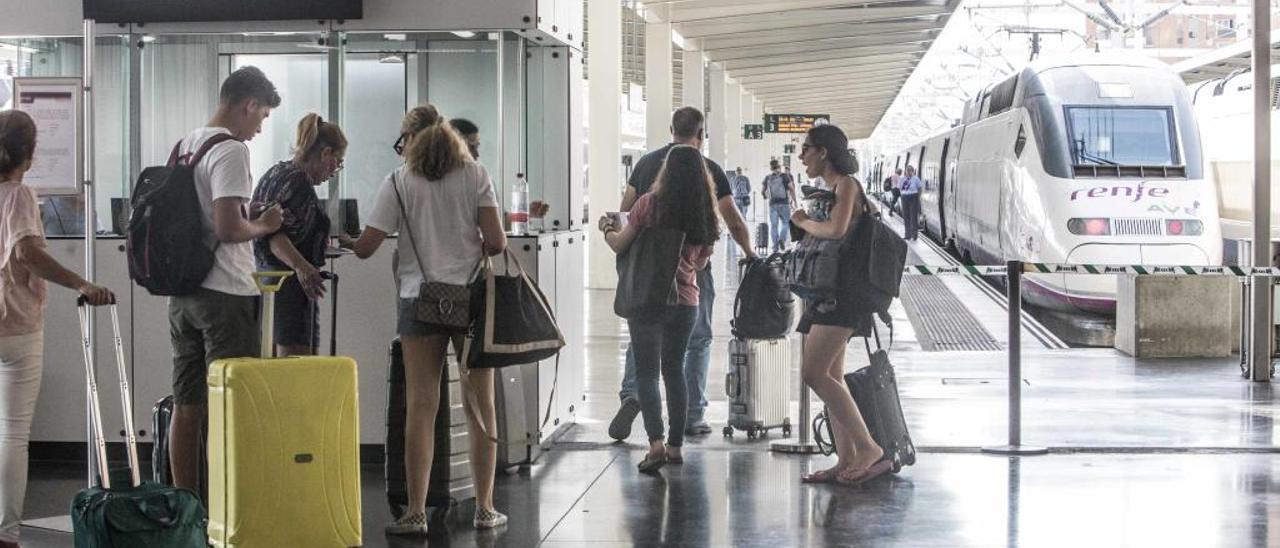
[396,298,468,337]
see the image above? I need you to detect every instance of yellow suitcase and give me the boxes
[207,272,362,547]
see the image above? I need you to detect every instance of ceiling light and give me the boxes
[379,52,405,64]
[451,31,476,39]
[140,35,156,43]
[383,33,407,41]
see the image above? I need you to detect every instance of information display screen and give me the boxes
[764,114,830,134]
[83,0,363,23]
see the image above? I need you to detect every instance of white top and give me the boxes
[367,162,498,297]
[179,127,258,296]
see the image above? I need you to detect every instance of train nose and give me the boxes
[1062,243,1211,313]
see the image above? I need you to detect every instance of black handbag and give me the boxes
[462,250,564,369]
[392,173,475,328]
[614,226,686,318]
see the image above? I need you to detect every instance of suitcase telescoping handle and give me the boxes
[76,297,141,489]
[320,271,338,356]
[252,271,293,358]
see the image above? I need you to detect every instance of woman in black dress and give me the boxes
[252,113,346,356]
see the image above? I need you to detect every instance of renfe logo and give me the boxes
[1069,183,1169,203]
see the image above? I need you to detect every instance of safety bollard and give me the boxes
[982,260,1047,456]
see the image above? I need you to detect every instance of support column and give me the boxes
[748,96,764,181]
[707,65,727,164]
[587,0,622,289]
[645,21,673,150]
[682,50,704,110]
[1248,2,1273,381]
[724,80,743,173]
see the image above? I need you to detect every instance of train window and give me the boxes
[1014,125,1027,158]
[987,76,1017,116]
[1065,107,1178,167]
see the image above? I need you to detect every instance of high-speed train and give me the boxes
[1189,68,1280,245]
[870,55,1222,314]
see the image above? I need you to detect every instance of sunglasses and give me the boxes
[801,143,815,155]
[392,133,408,156]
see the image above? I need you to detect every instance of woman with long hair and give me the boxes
[598,145,720,473]
[0,110,114,548]
[791,124,891,485]
[345,104,508,534]
[252,113,347,356]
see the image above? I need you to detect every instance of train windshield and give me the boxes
[1066,107,1177,167]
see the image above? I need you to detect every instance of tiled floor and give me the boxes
[17,238,1280,547]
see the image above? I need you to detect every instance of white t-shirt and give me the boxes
[367,162,498,298]
[178,127,258,297]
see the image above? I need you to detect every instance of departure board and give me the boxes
[764,114,830,133]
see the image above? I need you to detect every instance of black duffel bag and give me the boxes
[732,252,795,339]
[462,250,564,369]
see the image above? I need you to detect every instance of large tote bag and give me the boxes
[614,226,686,319]
[462,250,565,369]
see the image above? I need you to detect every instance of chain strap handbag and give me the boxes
[392,171,476,328]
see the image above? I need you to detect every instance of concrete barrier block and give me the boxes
[1116,275,1235,358]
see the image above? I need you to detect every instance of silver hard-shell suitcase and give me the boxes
[724,337,793,439]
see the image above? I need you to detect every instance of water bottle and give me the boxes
[510,172,529,236]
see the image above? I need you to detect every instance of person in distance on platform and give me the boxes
[790,124,891,486]
[599,145,720,474]
[346,104,509,534]
[0,110,115,548]
[900,165,922,241]
[252,113,347,357]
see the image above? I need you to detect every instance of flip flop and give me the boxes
[801,468,839,484]
[837,460,894,486]
[637,454,667,474]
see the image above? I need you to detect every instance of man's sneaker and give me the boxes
[475,507,508,529]
[609,397,641,441]
[685,421,713,436]
[385,511,428,536]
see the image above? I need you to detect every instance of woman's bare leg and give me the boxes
[401,335,447,513]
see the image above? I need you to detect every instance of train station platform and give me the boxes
[16,223,1277,547]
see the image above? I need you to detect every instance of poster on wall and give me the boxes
[13,78,83,196]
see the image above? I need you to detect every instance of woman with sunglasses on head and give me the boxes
[598,145,720,474]
[251,113,347,357]
[791,124,891,486]
[344,104,508,535]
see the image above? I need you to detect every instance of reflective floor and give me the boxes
[18,233,1280,546]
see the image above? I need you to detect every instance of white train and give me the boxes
[1189,68,1280,245]
[871,55,1223,314]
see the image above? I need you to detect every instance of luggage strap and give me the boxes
[455,354,559,447]
[862,312,893,359]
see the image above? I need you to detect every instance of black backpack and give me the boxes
[732,253,795,339]
[126,134,237,296]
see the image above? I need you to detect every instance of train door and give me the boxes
[938,138,951,242]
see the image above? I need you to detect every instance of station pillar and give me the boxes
[707,65,728,165]
[724,80,743,174]
[682,50,705,111]
[644,21,673,151]
[586,0,622,289]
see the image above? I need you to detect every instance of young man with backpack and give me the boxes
[761,159,796,253]
[166,67,283,491]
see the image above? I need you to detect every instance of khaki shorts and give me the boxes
[168,289,259,405]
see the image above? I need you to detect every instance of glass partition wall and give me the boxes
[2,30,534,234]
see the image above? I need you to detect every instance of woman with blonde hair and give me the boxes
[346,104,508,534]
[252,113,347,356]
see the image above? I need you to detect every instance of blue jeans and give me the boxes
[735,199,750,220]
[901,193,920,239]
[628,306,697,447]
[769,203,791,250]
[620,268,715,425]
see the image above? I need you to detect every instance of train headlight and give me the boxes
[1166,219,1203,236]
[1068,218,1111,236]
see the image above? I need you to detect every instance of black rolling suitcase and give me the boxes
[755,222,769,253]
[385,339,476,521]
[814,330,916,473]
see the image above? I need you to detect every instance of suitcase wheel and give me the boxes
[781,424,792,438]
[723,426,734,438]
[746,428,757,440]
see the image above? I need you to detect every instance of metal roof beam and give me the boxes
[746,73,916,93]
[755,88,902,103]
[706,29,940,62]
[733,55,922,82]
[698,19,948,50]
[721,43,930,71]
[676,3,956,38]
